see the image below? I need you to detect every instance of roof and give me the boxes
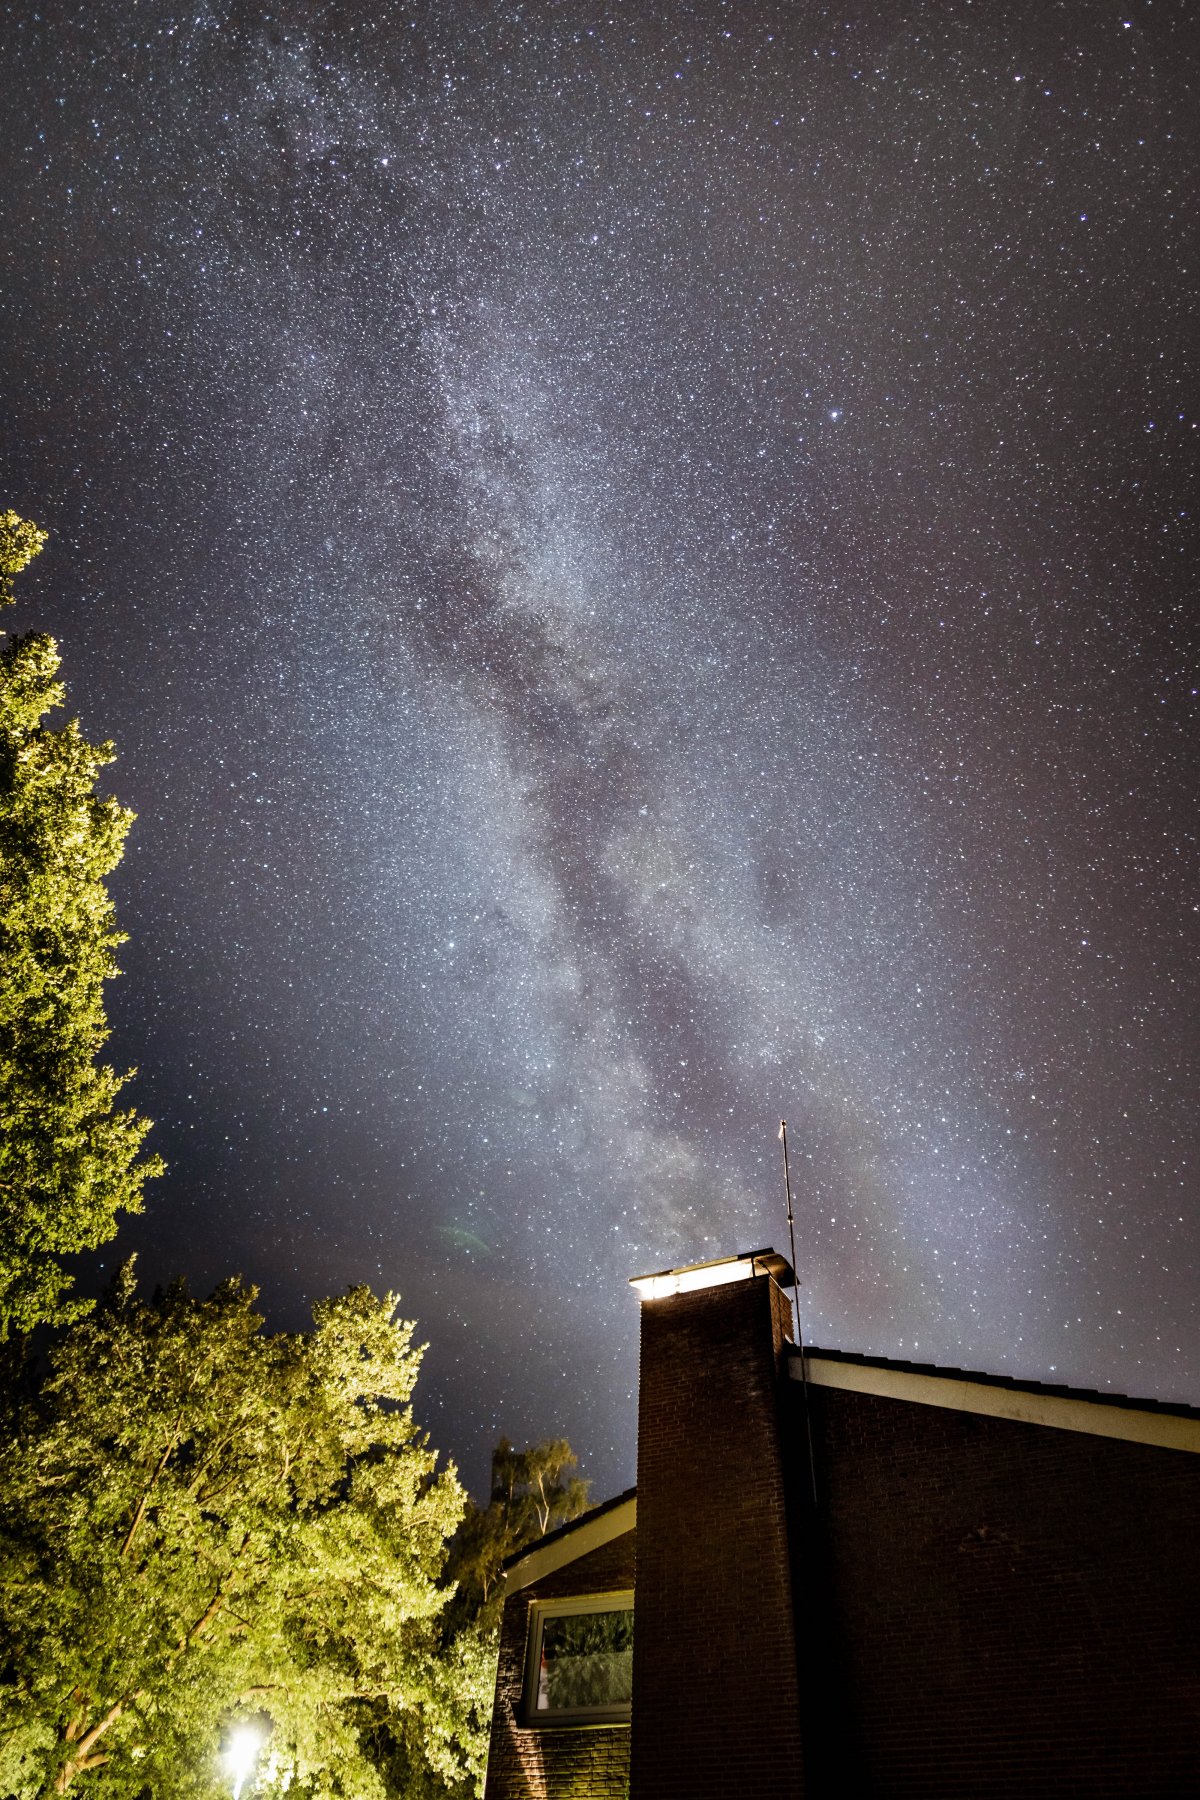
[502,1487,637,1594]
[796,1346,1200,1455]
[802,1344,1200,1421]
[502,1349,1200,1595]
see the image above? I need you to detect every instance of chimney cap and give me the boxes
[629,1247,795,1301]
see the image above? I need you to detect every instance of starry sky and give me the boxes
[2,0,1196,1498]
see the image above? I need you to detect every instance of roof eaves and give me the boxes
[796,1346,1200,1453]
[502,1488,637,1595]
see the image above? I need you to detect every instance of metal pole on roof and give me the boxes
[780,1119,818,1507]
[779,1119,802,1338]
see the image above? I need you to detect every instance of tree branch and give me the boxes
[50,1697,128,1793]
[167,1531,253,1664]
[119,1417,183,1560]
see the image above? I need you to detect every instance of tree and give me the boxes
[446,1438,590,1623]
[0,511,161,1337]
[0,513,47,606]
[0,1266,483,1798]
[341,1436,589,1800]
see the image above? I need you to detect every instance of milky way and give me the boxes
[2,0,1196,1495]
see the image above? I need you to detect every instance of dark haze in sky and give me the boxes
[2,0,1196,1496]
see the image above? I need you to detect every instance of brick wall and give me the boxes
[790,1382,1200,1798]
[629,1272,805,1800]
[483,1533,635,1800]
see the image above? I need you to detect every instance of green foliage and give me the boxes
[0,1267,485,1798]
[0,513,161,1336]
[366,1435,590,1792]
[0,512,48,607]
[446,1437,590,1624]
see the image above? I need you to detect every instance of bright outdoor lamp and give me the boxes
[223,1724,262,1799]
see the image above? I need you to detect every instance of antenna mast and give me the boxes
[779,1118,818,1505]
[779,1118,801,1340]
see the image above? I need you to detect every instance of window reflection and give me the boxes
[535,1607,634,1713]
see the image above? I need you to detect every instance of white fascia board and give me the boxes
[503,1496,637,1596]
[798,1355,1200,1456]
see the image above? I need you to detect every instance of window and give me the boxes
[522,1592,634,1727]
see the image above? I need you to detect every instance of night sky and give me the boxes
[2,0,1196,1499]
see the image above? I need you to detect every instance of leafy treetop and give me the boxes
[0,1266,486,1799]
[0,511,48,608]
[446,1437,590,1622]
[0,511,161,1335]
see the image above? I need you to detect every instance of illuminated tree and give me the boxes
[0,512,47,605]
[0,1268,480,1798]
[447,1437,590,1618]
[0,511,161,1336]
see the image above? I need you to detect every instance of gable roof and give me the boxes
[502,1487,637,1594]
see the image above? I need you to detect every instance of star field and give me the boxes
[1,0,1196,1496]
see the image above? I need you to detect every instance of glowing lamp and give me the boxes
[223,1724,263,1799]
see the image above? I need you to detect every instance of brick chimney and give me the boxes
[627,1250,806,1800]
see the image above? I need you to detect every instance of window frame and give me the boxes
[521,1590,635,1729]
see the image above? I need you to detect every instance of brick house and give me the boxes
[483,1249,1200,1800]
